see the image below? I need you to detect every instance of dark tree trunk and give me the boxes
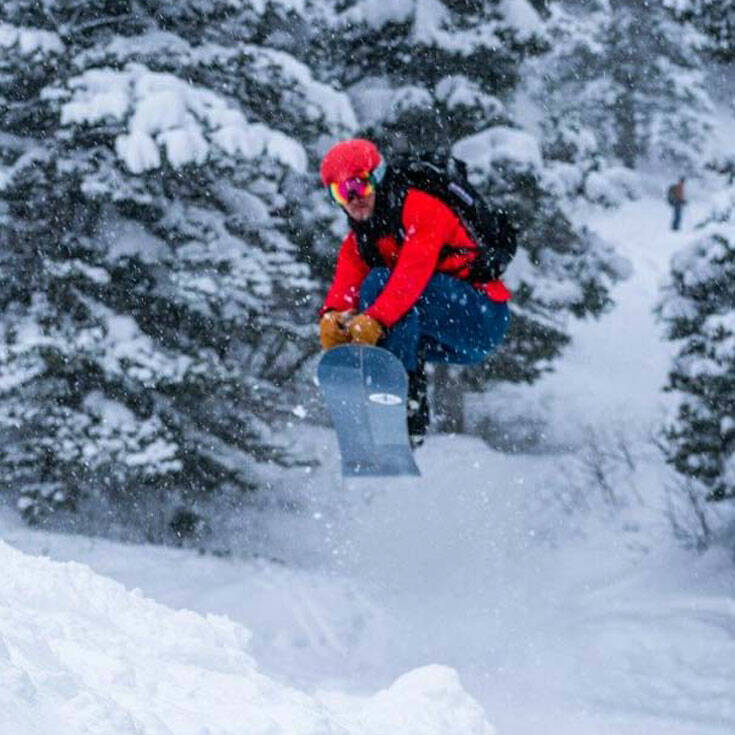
[432,363,465,433]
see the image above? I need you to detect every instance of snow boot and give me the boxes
[407,365,429,449]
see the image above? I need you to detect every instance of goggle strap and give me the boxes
[369,158,386,186]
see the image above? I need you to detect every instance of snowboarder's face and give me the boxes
[342,191,376,221]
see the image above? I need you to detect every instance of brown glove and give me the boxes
[347,313,384,346]
[320,310,351,350]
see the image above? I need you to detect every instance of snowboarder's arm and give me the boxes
[364,190,452,328]
[321,232,370,315]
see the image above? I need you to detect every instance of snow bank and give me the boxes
[320,666,494,735]
[0,541,495,735]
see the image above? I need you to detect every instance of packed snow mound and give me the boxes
[321,666,494,735]
[0,541,494,735]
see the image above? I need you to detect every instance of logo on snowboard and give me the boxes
[368,392,402,406]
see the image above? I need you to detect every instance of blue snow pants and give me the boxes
[359,268,510,373]
[672,202,683,231]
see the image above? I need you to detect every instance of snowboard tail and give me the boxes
[317,345,420,477]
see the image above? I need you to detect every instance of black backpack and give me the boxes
[388,153,518,281]
[667,184,677,205]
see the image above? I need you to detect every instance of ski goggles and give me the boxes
[328,174,375,206]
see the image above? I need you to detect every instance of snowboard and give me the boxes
[317,345,421,477]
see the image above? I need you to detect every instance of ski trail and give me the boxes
[519,192,712,445]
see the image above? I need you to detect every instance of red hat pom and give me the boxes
[320,139,382,186]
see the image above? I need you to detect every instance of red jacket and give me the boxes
[322,189,511,327]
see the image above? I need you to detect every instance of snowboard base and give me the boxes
[317,345,420,477]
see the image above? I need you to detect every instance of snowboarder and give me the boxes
[318,138,512,446]
[667,177,686,231]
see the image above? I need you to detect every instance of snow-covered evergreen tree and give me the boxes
[0,1,353,533]
[666,0,735,60]
[308,0,627,408]
[659,182,735,504]
[534,0,714,174]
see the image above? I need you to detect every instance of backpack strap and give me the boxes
[351,156,517,282]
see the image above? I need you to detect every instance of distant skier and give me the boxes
[667,177,686,231]
[318,138,512,446]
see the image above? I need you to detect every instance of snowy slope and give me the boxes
[534,190,711,434]
[4,433,735,735]
[3,190,735,735]
[468,187,713,449]
[0,539,494,735]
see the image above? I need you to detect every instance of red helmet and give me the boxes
[320,139,383,186]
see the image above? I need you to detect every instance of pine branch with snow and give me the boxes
[659,183,735,505]
[0,0,349,531]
